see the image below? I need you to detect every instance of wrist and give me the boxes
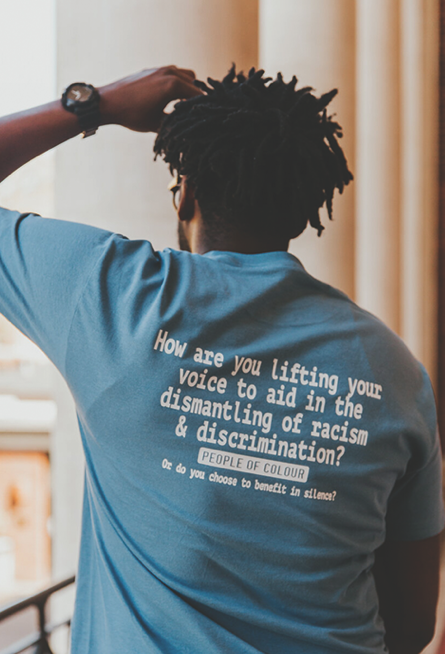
[96,87,116,127]
[97,82,129,127]
[61,83,101,137]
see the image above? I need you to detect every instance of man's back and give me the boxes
[0,64,443,654]
[9,216,435,653]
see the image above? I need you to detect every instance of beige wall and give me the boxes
[0,0,55,225]
[356,0,402,334]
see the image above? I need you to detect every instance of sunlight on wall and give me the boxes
[0,0,56,352]
[0,0,56,218]
[0,0,56,116]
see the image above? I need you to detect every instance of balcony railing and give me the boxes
[0,576,75,654]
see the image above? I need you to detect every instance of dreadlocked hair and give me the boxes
[154,65,353,239]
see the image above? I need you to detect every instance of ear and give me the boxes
[178,178,197,222]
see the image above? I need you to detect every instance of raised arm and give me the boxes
[373,534,442,654]
[0,66,201,184]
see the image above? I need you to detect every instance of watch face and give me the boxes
[66,84,93,103]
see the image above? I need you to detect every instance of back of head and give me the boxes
[154,66,353,241]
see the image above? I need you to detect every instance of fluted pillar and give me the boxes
[356,0,439,382]
[356,0,402,333]
[400,0,439,379]
[259,0,356,298]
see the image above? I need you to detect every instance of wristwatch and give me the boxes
[61,82,101,138]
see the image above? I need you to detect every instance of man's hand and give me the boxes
[99,66,202,133]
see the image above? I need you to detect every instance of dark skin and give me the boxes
[0,66,200,183]
[176,178,290,254]
[0,65,441,653]
[374,535,441,653]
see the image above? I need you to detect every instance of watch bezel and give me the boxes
[61,82,101,137]
[62,83,99,112]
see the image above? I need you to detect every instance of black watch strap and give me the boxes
[76,104,101,138]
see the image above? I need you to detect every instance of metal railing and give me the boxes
[0,576,75,654]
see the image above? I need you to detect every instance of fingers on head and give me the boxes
[179,68,196,80]
[163,73,203,101]
[162,65,196,81]
[174,79,203,100]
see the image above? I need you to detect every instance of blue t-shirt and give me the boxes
[0,208,443,654]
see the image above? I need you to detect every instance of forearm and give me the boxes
[0,67,200,185]
[0,100,81,183]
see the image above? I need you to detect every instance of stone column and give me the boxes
[400,0,439,380]
[259,0,356,298]
[355,0,402,333]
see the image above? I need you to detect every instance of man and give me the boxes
[0,65,443,654]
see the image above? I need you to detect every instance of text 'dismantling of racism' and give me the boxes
[154,329,384,500]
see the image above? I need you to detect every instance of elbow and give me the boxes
[417,624,436,650]
[386,621,436,654]
[412,632,435,652]
[411,617,437,649]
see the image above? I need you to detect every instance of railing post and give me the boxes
[35,595,53,654]
[0,576,75,654]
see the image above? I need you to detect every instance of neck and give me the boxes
[189,220,289,255]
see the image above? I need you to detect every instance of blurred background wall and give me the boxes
[0,0,441,649]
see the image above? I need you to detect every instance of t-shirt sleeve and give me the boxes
[0,207,114,373]
[386,414,445,541]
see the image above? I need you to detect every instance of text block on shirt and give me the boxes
[197,447,310,483]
